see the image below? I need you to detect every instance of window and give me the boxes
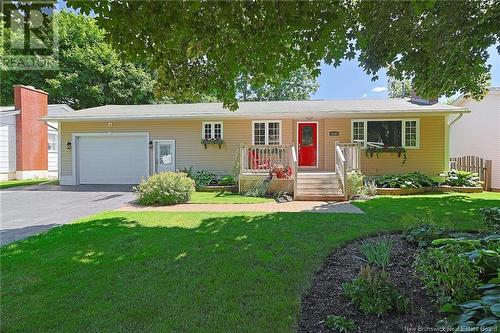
[252,121,281,145]
[48,132,57,152]
[351,119,419,148]
[202,122,223,140]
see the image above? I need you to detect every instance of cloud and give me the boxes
[362,94,368,98]
[372,86,387,93]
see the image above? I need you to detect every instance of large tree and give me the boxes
[0,12,156,109]
[387,77,412,99]
[237,66,319,101]
[68,0,500,110]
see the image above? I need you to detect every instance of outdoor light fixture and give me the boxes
[149,141,153,149]
[66,141,72,150]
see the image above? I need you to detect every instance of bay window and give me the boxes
[351,119,419,148]
[252,121,281,145]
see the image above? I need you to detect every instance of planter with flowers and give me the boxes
[365,145,407,165]
[201,138,224,149]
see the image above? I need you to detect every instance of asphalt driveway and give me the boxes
[0,184,135,246]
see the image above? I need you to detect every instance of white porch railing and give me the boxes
[335,143,348,196]
[240,144,296,175]
[336,142,361,172]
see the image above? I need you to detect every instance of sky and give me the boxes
[312,45,500,100]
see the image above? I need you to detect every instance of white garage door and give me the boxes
[77,134,149,184]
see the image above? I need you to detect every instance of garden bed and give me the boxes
[376,186,483,195]
[298,234,439,332]
[196,185,237,193]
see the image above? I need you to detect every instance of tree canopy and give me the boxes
[0,12,156,109]
[67,0,500,110]
[387,77,412,99]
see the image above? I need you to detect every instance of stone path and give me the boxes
[117,201,365,214]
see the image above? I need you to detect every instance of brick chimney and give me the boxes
[14,85,49,179]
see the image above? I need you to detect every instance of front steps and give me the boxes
[295,172,345,201]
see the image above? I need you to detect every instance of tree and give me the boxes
[237,66,319,101]
[0,12,156,109]
[67,0,500,110]
[387,77,412,99]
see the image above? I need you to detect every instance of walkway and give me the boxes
[118,201,365,214]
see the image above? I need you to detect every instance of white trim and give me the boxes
[57,123,62,181]
[296,121,319,168]
[350,118,420,149]
[71,132,150,185]
[251,120,282,145]
[153,139,176,173]
[201,121,223,140]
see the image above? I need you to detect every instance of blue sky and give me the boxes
[312,45,500,100]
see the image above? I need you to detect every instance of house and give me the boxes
[0,85,73,181]
[450,87,500,191]
[44,97,468,200]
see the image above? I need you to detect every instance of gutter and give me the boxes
[448,112,464,127]
[45,121,58,131]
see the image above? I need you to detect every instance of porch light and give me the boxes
[149,141,153,149]
[66,141,72,150]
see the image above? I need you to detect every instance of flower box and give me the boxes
[201,138,224,149]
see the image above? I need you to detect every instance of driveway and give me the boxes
[0,184,135,246]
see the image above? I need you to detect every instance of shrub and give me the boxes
[415,245,481,306]
[374,172,435,189]
[360,237,393,269]
[134,172,195,205]
[343,265,410,317]
[192,170,217,187]
[438,279,500,333]
[346,170,364,199]
[360,180,378,197]
[480,207,500,231]
[403,223,450,248]
[441,169,482,187]
[243,180,269,197]
[324,315,357,332]
[219,175,236,186]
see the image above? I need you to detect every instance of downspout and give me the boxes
[445,112,465,171]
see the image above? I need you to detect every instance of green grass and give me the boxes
[1,192,499,332]
[0,179,50,189]
[189,191,274,204]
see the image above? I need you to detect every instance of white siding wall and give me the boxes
[0,114,17,179]
[48,121,58,172]
[450,90,500,189]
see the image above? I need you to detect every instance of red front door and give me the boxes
[298,122,317,167]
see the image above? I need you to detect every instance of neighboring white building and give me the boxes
[0,86,73,181]
[450,87,500,190]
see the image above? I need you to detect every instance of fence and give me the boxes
[450,156,492,191]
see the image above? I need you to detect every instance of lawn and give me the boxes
[189,191,274,204]
[0,179,50,189]
[1,193,499,332]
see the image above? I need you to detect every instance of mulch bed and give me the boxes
[298,234,441,333]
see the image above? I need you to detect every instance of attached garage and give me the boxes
[75,133,149,184]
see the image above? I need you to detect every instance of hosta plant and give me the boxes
[324,315,357,333]
[441,169,482,187]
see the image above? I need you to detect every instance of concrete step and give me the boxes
[295,194,346,201]
[296,190,343,196]
[297,183,341,190]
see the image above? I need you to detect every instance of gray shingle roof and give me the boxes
[44,98,469,121]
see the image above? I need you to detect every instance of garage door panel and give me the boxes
[78,135,149,184]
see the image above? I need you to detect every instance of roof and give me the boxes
[0,104,73,118]
[451,87,500,106]
[43,98,469,122]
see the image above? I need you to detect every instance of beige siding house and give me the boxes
[45,99,468,200]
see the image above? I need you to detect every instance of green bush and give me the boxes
[346,170,364,199]
[480,207,500,231]
[360,237,393,269]
[192,170,217,187]
[343,265,410,317]
[134,172,195,205]
[403,224,450,248]
[243,180,269,197]
[441,169,482,187]
[374,172,435,189]
[324,315,357,332]
[438,279,500,333]
[219,175,236,186]
[415,245,481,306]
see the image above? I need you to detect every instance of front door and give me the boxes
[298,122,318,167]
[155,140,176,173]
